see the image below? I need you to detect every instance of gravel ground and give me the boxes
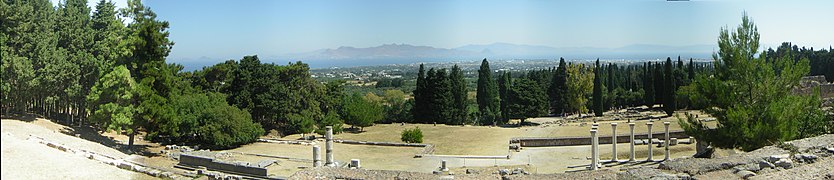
[751,156,834,180]
[1,120,152,179]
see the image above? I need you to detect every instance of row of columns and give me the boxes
[589,121,672,170]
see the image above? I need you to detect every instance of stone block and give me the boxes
[794,153,818,163]
[735,170,756,179]
[766,154,789,163]
[758,160,775,169]
[774,158,793,169]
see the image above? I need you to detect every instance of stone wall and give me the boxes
[513,130,690,147]
[179,154,268,177]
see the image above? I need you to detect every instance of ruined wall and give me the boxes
[179,154,268,177]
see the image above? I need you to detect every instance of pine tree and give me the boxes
[507,79,547,124]
[680,13,830,151]
[593,59,603,116]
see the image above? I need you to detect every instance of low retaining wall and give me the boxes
[513,130,690,147]
[27,135,186,179]
[334,139,429,147]
[179,154,268,177]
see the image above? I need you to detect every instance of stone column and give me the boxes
[646,122,653,162]
[592,123,599,163]
[325,126,335,167]
[313,146,321,167]
[590,129,598,170]
[664,122,670,161]
[441,160,449,171]
[611,123,618,162]
[628,123,635,162]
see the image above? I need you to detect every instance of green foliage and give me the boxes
[287,110,317,135]
[382,90,413,123]
[477,59,502,124]
[680,13,829,151]
[497,71,512,123]
[449,65,468,125]
[663,58,676,116]
[507,79,548,123]
[194,99,264,149]
[643,62,655,107]
[226,56,325,133]
[593,59,604,116]
[342,93,383,131]
[413,64,429,122]
[165,92,263,149]
[400,127,423,143]
[566,63,594,115]
[87,66,138,135]
[316,111,344,135]
[549,58,569,115]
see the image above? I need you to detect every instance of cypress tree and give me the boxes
[607,63,615,93]
[643,62,655,107]
[663,58,675,116]
[476,59,500,125]
[549,58,568,115]
[498,71,511,123]
[688,58,695,81]
[428,68,452,124]
[654,62,664,105]
[593,59,603,116]
[412,64,427,123]
[450,65,467,125]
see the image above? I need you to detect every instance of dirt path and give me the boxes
[1,119,154,179]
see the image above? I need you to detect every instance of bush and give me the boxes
[162,92,264,149]
[400,127,423,143]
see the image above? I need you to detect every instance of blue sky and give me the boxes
[61,0,834,62]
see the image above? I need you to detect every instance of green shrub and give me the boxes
[400,127,423,143]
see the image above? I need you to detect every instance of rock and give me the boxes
[758,160,775,169]
[767,154,789,163]
[498,169,511,175]
[735,170,756,179]
[118,163,134,171]
[512,168,526,175]
[827,147,834,154]
[774,158,793,169]
[465,169,479,174]
[675,173,692,180]
[739,163,761,172]
[794,153,818,163]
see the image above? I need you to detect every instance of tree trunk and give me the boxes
[128,131,135,154]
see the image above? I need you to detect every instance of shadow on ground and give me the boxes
[57,123,153,156]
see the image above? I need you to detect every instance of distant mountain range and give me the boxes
[173,43,717,71]
[277,43,715,68]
